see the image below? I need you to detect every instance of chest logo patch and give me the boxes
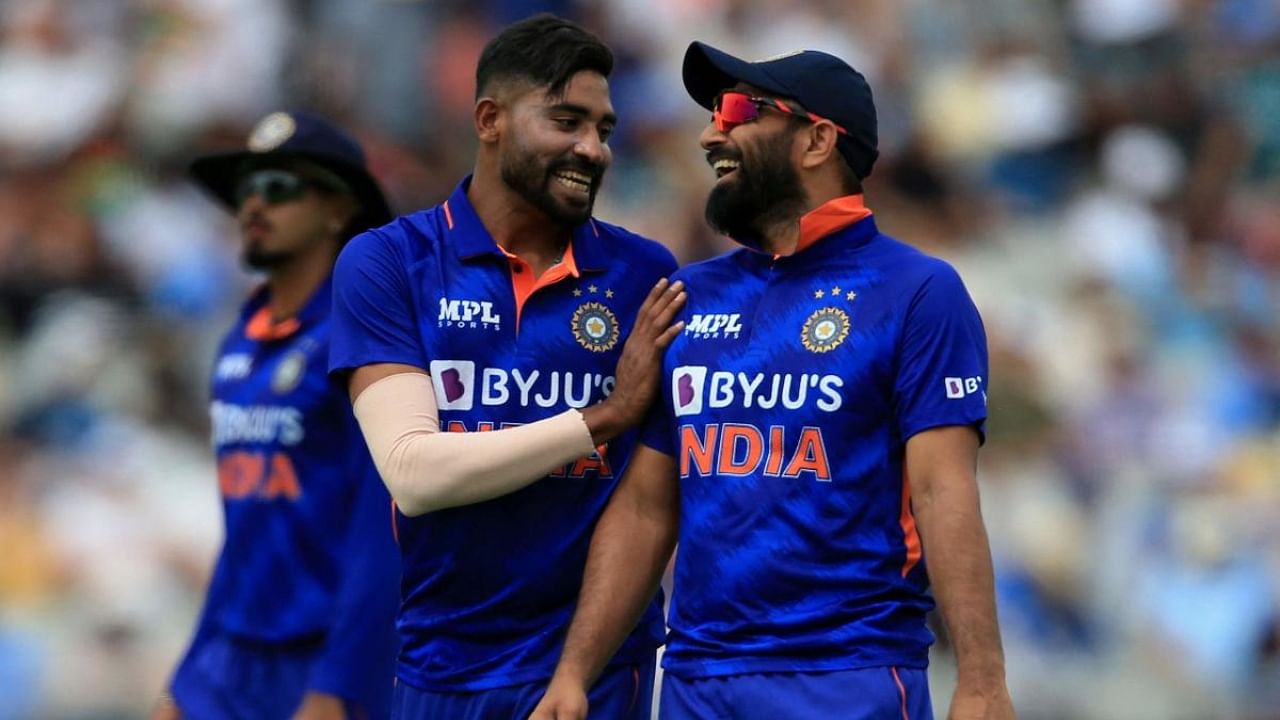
[801,307,850,353]
[572,301,619,352]
[271,349,308,394]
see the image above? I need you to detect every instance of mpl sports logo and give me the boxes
[429,360,615,411]
[685,313,743,339]
[438,297,501,331]
[215,353,253,381]
[671,365,844,416]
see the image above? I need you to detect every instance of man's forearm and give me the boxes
[553,474,678,687]
[913,475,1006,682]
[353,372,598,515]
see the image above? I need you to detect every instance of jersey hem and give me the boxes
[660,653,929,680]
[393,643,661,692]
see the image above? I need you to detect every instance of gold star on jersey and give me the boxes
[572,301,619,352]
[801,307,850,353]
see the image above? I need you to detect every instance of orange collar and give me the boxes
[790,195,873,255]
[245,306,301,341]
[501,242,580,330]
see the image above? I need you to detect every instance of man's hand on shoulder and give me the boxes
[584,278,685,443]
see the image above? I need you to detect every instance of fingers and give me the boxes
[636,282,684,338]
[654,320,686,349]
[634,277,669,322]
[652,288,686,330]
[638,279,682,323]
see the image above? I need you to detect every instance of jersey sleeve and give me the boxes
[893,262,989,444]
[640,390,677,457]
[307,421,400,710]
[637,261,686,458]
[329,229,427,377]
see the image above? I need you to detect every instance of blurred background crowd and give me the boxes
[0,0,1278,717]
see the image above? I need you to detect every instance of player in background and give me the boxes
[154,111,400,720]
[328,14,684,720]
[532,43,1016,720]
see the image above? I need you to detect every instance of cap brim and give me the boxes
[189,150,393,233]
[682,41,793,111]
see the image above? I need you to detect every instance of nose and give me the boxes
[574,129,607,168]
[237,192,266,219]
[700,122,727,151]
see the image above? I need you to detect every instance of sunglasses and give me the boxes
[712,90,849,136]
[233,169,343,207]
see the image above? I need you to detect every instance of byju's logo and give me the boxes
[672,365,844,417]
[429,360,615,412]
[944,375,984,401]
[672,366,707,416]
[430,360,475,410]
[685,313,743,339]
[438,297,501,331]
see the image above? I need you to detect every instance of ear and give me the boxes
[799,121,842,171]
[328,195,359,235]
[474,97,502,145]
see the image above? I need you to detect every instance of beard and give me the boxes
[705,130,807,246]
[500,145,603,226]
[242,246,295,270]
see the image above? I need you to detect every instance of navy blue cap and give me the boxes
[189,110,393,235]
[683,42,879,179]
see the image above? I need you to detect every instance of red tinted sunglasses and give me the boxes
[712,90,849,136]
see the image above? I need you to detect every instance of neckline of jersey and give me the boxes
[243,275,332,342]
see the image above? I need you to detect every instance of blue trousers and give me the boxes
[171,632,388,720]
[659,666,932,720]
[391,654,657,720]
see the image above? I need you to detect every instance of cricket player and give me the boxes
[156,111,400,720]
[532,43,1016,720]
[328,14,684,720]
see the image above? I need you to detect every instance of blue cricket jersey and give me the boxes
[329,178,676,691]
[642,196,989,678]
[181,276,399,706]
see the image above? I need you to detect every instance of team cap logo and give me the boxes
[801,307,850,353]
[572,301,619,352]
[248,112,297,153]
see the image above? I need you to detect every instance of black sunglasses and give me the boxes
[233,169,335,207]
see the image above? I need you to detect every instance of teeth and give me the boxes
[711,158,740,178]
[554,170,592,192]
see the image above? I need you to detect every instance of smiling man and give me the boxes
[532,43,1016,720]
[327,14,684,720]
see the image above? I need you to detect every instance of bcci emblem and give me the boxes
[272,349,307,394]
[572,302,619,352]
[248,112,297,152]
[801,307,850,353]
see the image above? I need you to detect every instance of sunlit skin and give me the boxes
[469,70,616,277]
[699,84,811,249]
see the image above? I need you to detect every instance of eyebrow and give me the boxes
[546,102,617,126]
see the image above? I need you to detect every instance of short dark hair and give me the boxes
[475,14,613,100]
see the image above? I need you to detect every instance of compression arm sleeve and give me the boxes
[352,372,597,516]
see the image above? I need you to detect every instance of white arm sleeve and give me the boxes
[351,372,597,516]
